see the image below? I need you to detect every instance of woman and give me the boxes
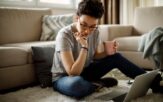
[51,0,146,98]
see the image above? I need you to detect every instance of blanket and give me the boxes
[138,27,163,69]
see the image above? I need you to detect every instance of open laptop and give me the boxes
[123,69,159,102]
[96,70,159,102]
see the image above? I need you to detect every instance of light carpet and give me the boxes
[0,85,125,102]
[0,69,163,102]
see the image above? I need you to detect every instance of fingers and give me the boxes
[110,40,119,54]
[74,30,88,40]
[73,31,88,47]
[113,40,119,49]
[74,33,87,40]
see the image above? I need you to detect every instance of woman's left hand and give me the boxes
[104,40,119,55]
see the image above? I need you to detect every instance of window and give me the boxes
[40,0,71,5]
[0,0,79,9]
[1,0,32,1]
[38,0,73,8]
[0,0,34,7]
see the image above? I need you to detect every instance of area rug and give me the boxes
[0,85,126,102]
[0,69,163,102]
[0,80,131,102]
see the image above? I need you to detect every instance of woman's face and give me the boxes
[76,15,98,36]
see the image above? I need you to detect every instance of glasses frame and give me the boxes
[78,18,98,31]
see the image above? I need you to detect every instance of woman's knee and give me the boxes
[65,76,93,92]
[53,76,94,98]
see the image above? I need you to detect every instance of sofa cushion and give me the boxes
[40,14,74,41]
[0,47,28,68]
[134,6,163,35]
[119,51,155,69]
[0,64,36,90]
[31,46,55,88]
[115,36,140,51]
[0,7,52,44]
[2,41,55,64]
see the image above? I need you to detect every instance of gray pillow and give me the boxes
[31,46,55,88]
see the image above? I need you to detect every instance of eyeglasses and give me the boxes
[79,19,98,31]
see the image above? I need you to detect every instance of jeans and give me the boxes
[53,53,146,98]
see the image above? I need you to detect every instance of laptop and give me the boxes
[123,69,159,102]
[96,70,159,102]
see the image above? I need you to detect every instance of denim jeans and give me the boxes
[53,53,146,98]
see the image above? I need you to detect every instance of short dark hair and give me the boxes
[77,0,104,19]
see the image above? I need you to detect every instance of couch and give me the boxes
[0,6,162,91]
[0,7,56,91]
[99,6,163,70]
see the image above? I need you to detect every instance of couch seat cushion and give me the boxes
[0,47,28,68]
[2,41,55,63]
[115,36,140,51]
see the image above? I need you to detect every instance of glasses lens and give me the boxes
[90,26,98,31]
[79,19,97,31]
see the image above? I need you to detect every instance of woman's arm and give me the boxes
[60,48,87,76]
[60,31,88,76]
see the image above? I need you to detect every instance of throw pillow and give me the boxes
[40,14,74,41]
[31,46,55,88]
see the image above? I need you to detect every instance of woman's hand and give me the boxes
[104,40,119,55]
[74,30,89,47]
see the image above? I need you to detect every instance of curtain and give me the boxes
[100,0,120,24]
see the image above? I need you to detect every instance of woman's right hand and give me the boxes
[74,30,88,48]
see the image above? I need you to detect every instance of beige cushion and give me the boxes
[0,64,36,90]
[0,47,28,67]
[2,41,55,64]
[99,25,133,41]
[119,51,155,69]
[134,6,163,35]
[0,7,51,44]
[115,36,140,51]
